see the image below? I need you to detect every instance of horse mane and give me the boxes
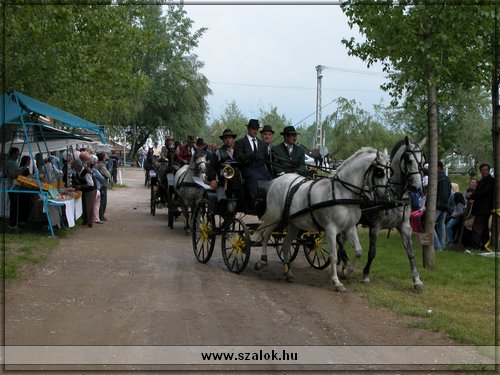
[337,147,377,172]
[390,138,409,160]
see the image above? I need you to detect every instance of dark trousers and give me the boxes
[82,189,97,224]
[8,191,30,227]
[99,186,107,220]
[472,214,490,248]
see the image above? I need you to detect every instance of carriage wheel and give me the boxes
[150,178,157,216]
[221,218,250,273]
[303,232,331,270]
[273,232,300,263]
[192,199,216,263]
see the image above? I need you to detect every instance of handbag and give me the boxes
[463,202,474,231]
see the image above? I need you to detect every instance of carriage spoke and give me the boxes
[192,199,215,264]
[221,218,250,274]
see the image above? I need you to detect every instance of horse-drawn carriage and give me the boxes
[176,137,425,292]
[149,158,180,228]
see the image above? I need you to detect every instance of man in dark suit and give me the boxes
[234,119,271,206]
[471,163,494,249]
[271,125,306,177]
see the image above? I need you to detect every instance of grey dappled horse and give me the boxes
[173,149,208,234]
[348,136,426,291]
[254,147,392,292]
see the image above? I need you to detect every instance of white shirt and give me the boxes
[246,135,258,152]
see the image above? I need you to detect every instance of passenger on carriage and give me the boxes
[206,129,242,213]
[161,135,181,174]
[177,135,196,165]
[234,119,271,208]
[259,124,275,176]
[271,125,306,178]
[152,141,161,160]
[195,137,212,158]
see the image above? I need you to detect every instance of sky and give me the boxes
[183,3,392,129]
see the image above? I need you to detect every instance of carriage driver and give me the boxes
[160,135,181,174]
[234,119,271,207]
[271,125,306,177]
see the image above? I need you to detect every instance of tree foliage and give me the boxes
[4,3,210,157]
[341,2,495,266]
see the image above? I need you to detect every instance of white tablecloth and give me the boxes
[44,197,82,228]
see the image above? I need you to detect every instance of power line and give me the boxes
[293,98,336,127]
[209,81,383,93]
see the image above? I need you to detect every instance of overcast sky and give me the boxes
[183,4,391,128]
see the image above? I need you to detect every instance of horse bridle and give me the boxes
[332,152,392,203]
[393,143,426,197]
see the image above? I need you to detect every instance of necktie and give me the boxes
[252,138,257,154]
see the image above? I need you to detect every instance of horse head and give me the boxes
[336,147,391,202]
[191,148,208,179]
[391,136,426,194]
[368,148,392,201]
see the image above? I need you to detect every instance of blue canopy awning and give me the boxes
[1,91,106,143]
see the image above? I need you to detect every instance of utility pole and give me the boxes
[315,65,324,148]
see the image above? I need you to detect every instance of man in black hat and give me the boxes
[260,124,275,175]
[207,129,240,188]
[271,125,306,177]
[234,119,271,205]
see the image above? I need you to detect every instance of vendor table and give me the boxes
[45,196,83,228]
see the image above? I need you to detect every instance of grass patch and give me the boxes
[346,230,496,346]
[2,224,78,280]
[111,183,127,188]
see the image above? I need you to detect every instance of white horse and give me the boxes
[254,147,392,292]
[173,148,208,234]
[352,136,426,291]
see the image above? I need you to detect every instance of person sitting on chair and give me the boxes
[271,125,306,177]
[234,119,271,207]
[161,135,181,174]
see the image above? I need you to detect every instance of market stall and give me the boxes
[1,91,107,236]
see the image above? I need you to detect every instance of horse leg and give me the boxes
[254,223,274,271]
[343,226,363,276]
[399,225,424,292]
[336,233,350,279]
[282,225,300,282]
[324,228,345,292]
[362,225,378,283]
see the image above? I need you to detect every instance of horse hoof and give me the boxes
[414,282,424,293]
[335,284,346,292]
[362,276,370,283]
[286,274,295,283]
[254,261,267,271]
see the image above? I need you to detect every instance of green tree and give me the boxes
[209,101,248,145]
[342,2,495,267]
[258,106,293,143]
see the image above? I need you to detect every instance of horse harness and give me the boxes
[281,155,393,231]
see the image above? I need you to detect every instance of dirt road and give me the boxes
[4,168,489,372]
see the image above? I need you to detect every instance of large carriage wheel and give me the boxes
[150,177,157,216]
[221,218,251,273]
[303,231,331,270]
[273,232,300,263]
[192,199,216,263]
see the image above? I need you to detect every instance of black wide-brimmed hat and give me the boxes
[219,128,237,140]
[196,138,206,147]
[260,125,275,134]
[247,119,260,129]
[280,125,300,136]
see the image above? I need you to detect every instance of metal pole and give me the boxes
[315,65,324,148]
